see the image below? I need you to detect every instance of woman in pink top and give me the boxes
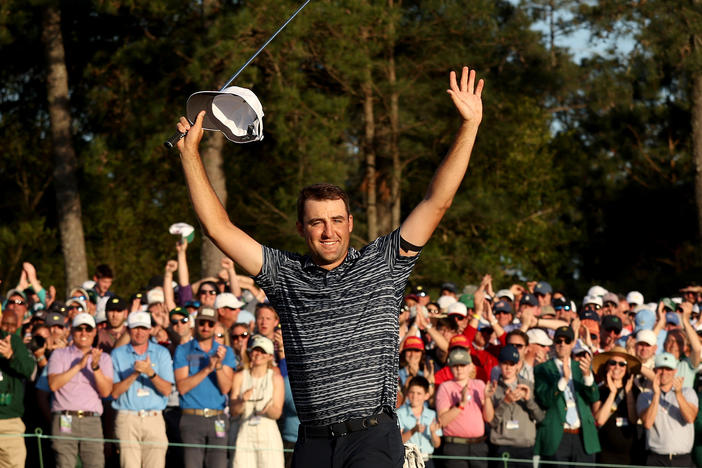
[436,347,491,468]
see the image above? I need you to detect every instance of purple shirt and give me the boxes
[48,345,113,414]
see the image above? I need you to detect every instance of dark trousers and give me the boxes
[179,413,229,468]
[163,407,184,468]
[542,432,595,467]
[442,441,489,468]
[291,417,404,468]
[490,445,533,468]
[647,451,693,467]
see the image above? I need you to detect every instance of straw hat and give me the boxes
[592,346,641,375]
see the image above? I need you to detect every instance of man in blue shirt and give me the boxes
[111,311,174,468]
[173,307,236,468]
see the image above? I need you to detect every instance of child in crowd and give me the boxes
[397,376,441,468]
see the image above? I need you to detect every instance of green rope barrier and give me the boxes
[0,432,662,467]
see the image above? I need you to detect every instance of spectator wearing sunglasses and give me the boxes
[553,296,575,324]
[173,307,236,468]
[591,346,642,465]
[168,307,193,350]
[195,281,219,308]
[534,326,600,464]
[4,289,29,327]
[490,330,533,383]
[214,293,245,332]
[96,296,128,354]
[599,315,623,353]
[47,313,113,468]
[65,297,88,321]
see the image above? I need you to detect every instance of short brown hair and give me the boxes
[297,183,350,223]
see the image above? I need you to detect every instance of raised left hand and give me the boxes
[447,67,484,125]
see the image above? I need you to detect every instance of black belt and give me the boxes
[444,435,486,445]
[301,410,395,438]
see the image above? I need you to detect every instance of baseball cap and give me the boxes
[553,326,575,342]
[626,291,644,306]
[447,302,468,318]
[552,297,571,310]
[69,287,90,301]
[583,295,603,307]
[579,308,600,323]
[45,313,67,327]
[441,282,458,293]
[458,293,475,309]
[539,305,556,318]
[187,86,264,143]
[534,282,552,295]
[498,344,520,363]
[661,298,676,312]
[169,222,196,244]
[72,313,96,329]
[147,289,165,305]
[66,298,87,311]
[249,334,274,355]
[634,307,655,332]
[127,311,152,329]
[169,306,189,318]
[493,300,513,315]
[414,286,428,297]
[666,312,680,326]
[573,339,592,357]
[636,329,657,346]
[448,335,470,350]
[602,315,622,333]
[602,292,619,306]
[401,336,424,352]
[587,285,608,298]
[654,352,678,370]
[404,294,419,303]
[105,296,128,312]
[447,348,472,366]
[527,328,553,346]
[437,295,458,311]
[196,307,217,322]
[214,293,245,310]
[495,289,515,302]
[6,289,27,301]
[520,293,538,307]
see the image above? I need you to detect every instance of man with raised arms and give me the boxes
[175,66,484,468]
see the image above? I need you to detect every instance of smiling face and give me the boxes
[296,198,353,271]
[72,325,96,351]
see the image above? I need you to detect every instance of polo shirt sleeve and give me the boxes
[99,352,114,380]
[222,345,236,369]
[111,348,126,383]
[636,391,653,416]
[47,348,69,375]
[435,381,454,413]
[173,343,187,370]
[375,228,421,272]
[255,246,297,294]
[155,345,175,383]
[683,387,699,408]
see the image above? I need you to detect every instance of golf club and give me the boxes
[164,0,313,149]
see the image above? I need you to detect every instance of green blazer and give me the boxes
[533,358,601,456]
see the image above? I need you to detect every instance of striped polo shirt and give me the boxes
[255,228,419,426]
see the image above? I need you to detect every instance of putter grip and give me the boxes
[164,130,188,149]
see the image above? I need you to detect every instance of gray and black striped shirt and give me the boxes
[255,228,419,426]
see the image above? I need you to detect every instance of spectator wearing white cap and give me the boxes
[637,352,698,466]
[626,291,644,311]
[214,293,245,331]
[66,297,88,321]
[47,313,113,468]
[230,335,284,468]
[437,294,458,314]
[111,311,174,468]
[524,328,552,374]
[633,329,658,392]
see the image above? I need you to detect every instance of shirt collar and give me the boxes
[301,247,360,274]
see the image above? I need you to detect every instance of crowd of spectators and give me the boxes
[1,247,702,468]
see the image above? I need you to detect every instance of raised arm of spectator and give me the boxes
[176,239,190,287]
[399,67,483,256]
[177,113,263,275]
[681,302,701,367]
[23,262,46,305]
[221,258,241,297]
[164,260,178,312]
[416,310,448,351]
[236,276,267,302]
[652,302,666,337]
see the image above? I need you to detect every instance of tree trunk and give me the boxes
[42,5,88,294]
[363,72,378,241]
[693,73,702,241]
[200,132,227,277]
[387,1,401,230]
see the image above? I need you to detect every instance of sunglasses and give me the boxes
[495,310,511,315]
[198,320,215,328]
[68,305,84,311]
[554,338,573,345]
[9,299,26,306]
[232,332,249,340]
[607,360,627,368]
[215,333,225,339]
[554,305,571,311]
[508,343,526,349]
[199,290,217,296]
[171,317,189,325]
[74,326,94,332]
[73,295,88,302]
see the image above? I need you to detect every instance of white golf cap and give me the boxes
[636,329,657,346]
[187,86,264,143]
[626,291,644,306]
[587,285,608,298]
[437,295,457,311]
[527,328,553,346]
[447,301,468,318]
[495,289,515,302]
[128,311,152,329]
[147,288,165,305]
[215,292,245,310]
[72,313,96,329]
[583,295,603,307]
